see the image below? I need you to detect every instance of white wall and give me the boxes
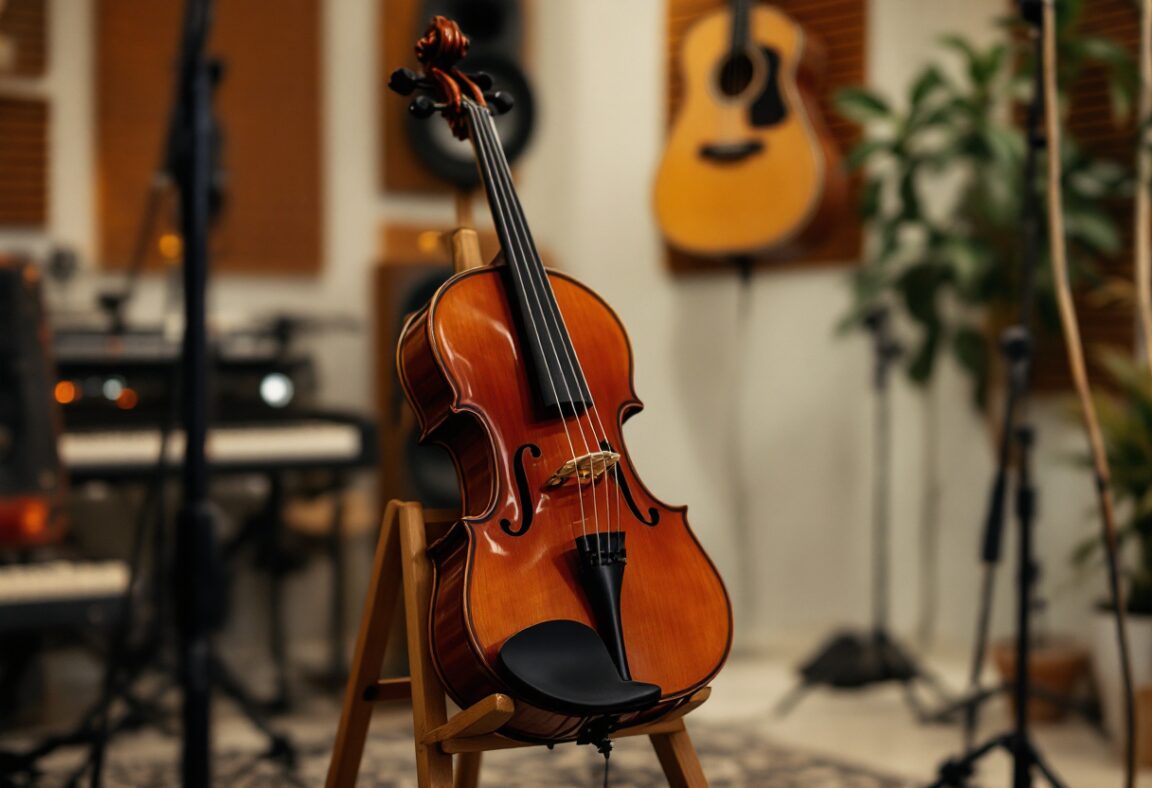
[3,0,1114,657]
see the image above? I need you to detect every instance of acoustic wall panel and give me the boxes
[96,0,323,273]
[0,96,48,227]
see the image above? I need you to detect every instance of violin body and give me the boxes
[654,4,846,259]
[398,267,732,741]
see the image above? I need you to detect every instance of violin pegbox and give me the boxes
[387,16,515,140]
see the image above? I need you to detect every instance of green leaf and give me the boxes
[909,66,946,108]
[846,139,891,170]
[1065,208,1122,255]
[835,88,893,123]
[939,34,979,71]
[1076,36,1135,69]
[896,261,946,327]
[907,325,941,385]
[952,326,989,409]
[973,44,1007,87]
[859,177,883,220]
[898,170,921,221]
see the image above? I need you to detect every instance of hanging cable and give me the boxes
[1040,2,1136,785]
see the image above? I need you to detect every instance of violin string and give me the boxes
[473,102,617,549]
[470,103,609,555]
[469,102,607,554]
[465,101,598,546]
[483,110,624,546]
[478,104,623,549]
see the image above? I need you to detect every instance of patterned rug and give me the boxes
[26,704,918,787]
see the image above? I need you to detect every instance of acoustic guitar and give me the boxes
[654,1,846,261]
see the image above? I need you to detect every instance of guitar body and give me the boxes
[654,4,846,259]
[398,267,732,742]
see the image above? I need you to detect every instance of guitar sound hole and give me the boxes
[718,53,755,97]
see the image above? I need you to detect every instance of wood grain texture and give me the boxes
[0,0,46,77]
[664,0,865,272]
[96,0,322,273]
[399,267,732,742]
[0,96,47,227]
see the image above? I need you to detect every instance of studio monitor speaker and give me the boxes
[382,0,535,192]
[0,256,64,546]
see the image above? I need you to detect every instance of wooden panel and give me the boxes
[1032,0,1137,391]
[664,0,866,272]
[380,0,442,193]
[0,0,47,78]
[0,96,47,227]
[96,0,323,273]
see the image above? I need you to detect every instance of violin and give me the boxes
[389,17,732,744]
[653,1,846,260]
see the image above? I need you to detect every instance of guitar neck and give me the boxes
[729,0,751,56]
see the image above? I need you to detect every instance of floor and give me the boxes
[701,651,1137,786]
[4,644,1143,785]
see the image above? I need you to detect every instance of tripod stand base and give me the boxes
[775,629,950,718]
[800,629,917,687]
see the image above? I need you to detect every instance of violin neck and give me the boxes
[463,101,592,415]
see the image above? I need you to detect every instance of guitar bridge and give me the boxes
[545,450,620,488]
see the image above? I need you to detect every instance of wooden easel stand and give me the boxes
[325,500,712,787]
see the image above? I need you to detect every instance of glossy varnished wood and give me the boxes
[654,4,847,260]
[399,266,732,742]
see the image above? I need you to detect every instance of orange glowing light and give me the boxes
[20,500,48,539]
[54,380,77,404]
[417,230,442,256]
[159,232,183,260]
[0,497,52,545]
[116,388,140,410]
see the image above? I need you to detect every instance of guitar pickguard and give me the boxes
[749,47,786,128]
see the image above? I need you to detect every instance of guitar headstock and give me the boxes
[388,15,515,141]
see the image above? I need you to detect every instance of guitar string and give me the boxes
[464,100,600,548]
[468,101,610,554]
[475,103,623,549]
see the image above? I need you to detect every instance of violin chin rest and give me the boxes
[496,619,662,717]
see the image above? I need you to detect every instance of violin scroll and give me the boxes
[387,16,515,139]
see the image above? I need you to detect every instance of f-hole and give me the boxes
[599,440,659,527]
[501,443,541,536]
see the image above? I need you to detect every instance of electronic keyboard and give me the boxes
[0,559,129,631]
[60,415,375,481]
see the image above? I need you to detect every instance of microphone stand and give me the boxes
[168,1,291,783]
[774,306,951,719]
[930,2,1066,784]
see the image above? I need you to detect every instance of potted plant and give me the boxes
[1074,350,1152,755]
[832,1,1135,690]
[833,0,1134,405]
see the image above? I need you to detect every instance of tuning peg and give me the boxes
[486,91,514,115]
[469,71,494,91]
[409,95,440,119]
[389,67,421,96]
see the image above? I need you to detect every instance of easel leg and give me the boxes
[650,721,708,788]
[326,501,404,788]
[453,752,483,788]
[398,503,454,787]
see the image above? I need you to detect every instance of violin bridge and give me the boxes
[545,450,620,488]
